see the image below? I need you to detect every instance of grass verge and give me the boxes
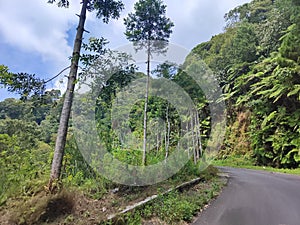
[102,165,226,225]
[213,156,300,175]
[0,165,226,225]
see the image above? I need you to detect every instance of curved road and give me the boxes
[192,167,300,225]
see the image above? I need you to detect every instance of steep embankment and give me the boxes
[191,0,300,168]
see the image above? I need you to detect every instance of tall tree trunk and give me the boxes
[156,131,159,154]
[185,116,189,158]
[191,112,197,164]
[164,120,167,156]
[194,113,199,160]
[49,0,88,188]
[165,103,170,159]
[142,40,151,166]
[195,110,203,158]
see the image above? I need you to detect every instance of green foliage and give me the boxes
[60,134,113,199]
[280,24,300,62]
[48,0,124,23]
[47,0,69,8]
[219,111,252,159]
[149,191,199,223]
[124,0,174,41]
[256,4,291,56]
[0,119,41,148]
[222,22,258,65]
[193,0,300,168]
[232,51,300,168]
[81,37,109,67]
[0,65,45,100]
[111,173,222,225]
[0,133,51,205]
[124,0,174,51]
[0,98,25,120]
[213,156,300,175]
[0,94,62,203]
[124,0,175,166]
[0,90,61,124]
[2,2,300,221]
[224,0,273,27]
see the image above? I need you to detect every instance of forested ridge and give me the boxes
[0,0,299,224]
[192,0,300,168]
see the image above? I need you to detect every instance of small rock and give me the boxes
[111,188,119,194]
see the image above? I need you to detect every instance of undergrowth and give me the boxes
[102,165,223,225]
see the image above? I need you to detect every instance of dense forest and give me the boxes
[191,0,300,168]
[0,0,299,224]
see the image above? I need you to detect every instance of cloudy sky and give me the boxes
[0,0,250,99]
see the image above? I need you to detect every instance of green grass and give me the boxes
[213,156,300,175]
[102,165,225,225]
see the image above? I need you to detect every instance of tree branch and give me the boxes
[44,66,71,84]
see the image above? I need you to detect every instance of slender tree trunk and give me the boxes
[186,115,190,158]
[165,103,170,159]
[195,110,203,157]
[164,120,167,154]
[156,121,160,155]
[191,112,197,164]
[49,0,88,188]
[142,40,151,166]
[194,113,199,160]
[156,131,159,154]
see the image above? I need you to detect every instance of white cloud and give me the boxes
[163,0,252,48]
[0,0,251,96]
[94,0,251,50]
[0,0,81,65]
[0,0,251,65]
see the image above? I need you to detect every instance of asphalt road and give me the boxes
[192,167,300,225]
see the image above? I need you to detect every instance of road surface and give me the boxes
[192,167,300,225]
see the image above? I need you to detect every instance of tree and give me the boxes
[47,0,124,189]
[198,0,300,168]
[152,62,178,159]
[0,92,59,125]
[0,65,45,100]
[124,0,174,165]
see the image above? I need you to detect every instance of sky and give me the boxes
[0,0,250,100]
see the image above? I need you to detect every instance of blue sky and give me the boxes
[0,0,250,100]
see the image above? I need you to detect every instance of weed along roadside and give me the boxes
[0,165,226,225]
[101,165,226,225]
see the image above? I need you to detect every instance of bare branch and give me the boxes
[44,66,71,84]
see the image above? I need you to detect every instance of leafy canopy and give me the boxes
[0,65,45,100]
[124,0,174,52]
[48,0,124,23]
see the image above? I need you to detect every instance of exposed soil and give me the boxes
[0,181,191,224]
[0,166,222,225]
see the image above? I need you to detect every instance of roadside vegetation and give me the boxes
[0,0,299,224]
[214,156,300,175]
[0,162,224,225]
[194,0,300,170]
[0,1,220,223]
